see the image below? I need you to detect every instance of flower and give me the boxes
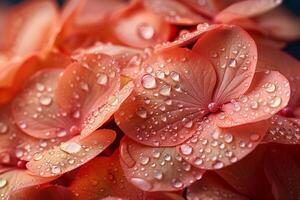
[115,25,290,191]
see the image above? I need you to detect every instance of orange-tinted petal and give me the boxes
[217,145,273,199]
[55,53,120,129]
[26,129,116,177]
[257,45,300,109]
[0,170,57,200]
[143,0,208,25]
[264,145,300,200]
[69,152,184,200]
[120,138,205,192]
[12,69,77,139]
[214,71,290,127]
[193,25,257,104]
[73,43,142,78]
[2,0,58,58]
[263,115,300,144]
[109,1,174,48]
[186,172,248,200]
[256,7,300,41]
[9,185,76,200]
[215,0,282,23]
[176,119,269,170]
[115,48,216,146]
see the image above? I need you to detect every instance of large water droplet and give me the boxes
[60,142,82,154]
[228,59,237,68]
[0,178,7,188]
[153,170,163,180]
[268,96,282,108]
[170,71,180,82]
[140,156,150,165]
[39,96,52,106]
[137,23,155,40]
[180,144,193,155]
[142,74,156,89]
[97,73,108,86]
[159,85,171,96]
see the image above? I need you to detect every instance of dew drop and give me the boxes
[137,109,147,119]
[60,142,82,154]
[137,23,155,40]
[180,144,193,155]
[51,166,61,174]
[268,96,282,108]
[0,178,7,188]
[224,133,233,143]
[213,161,224,169]
[97,73,108,86]
[39,96,52,106]
[172,179,183,188]
[0,122,8,134]
[140,156,150,165]
[159,85,171,96]
[170,71,180,82]
[153,170,163,180]
[250,134,260,141]
[264,82,276,93]
[228,59,237,68]
[142,74,156,89]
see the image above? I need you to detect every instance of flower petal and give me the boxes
[263,115,300,144]
[0,170,57,200]
[186,172,248,200]
[115,48,216,146]
[73,43,143,79]
[26,129,116,177]
[55,53,120,131]
[120,138,205,192]
[143,0,208,25]
[109,1,174,48]
[257,45,300,109]
[176,119,269,170]
[256,7,300,41]
[193,25,257,104]
[69,152,184,200]
[213,71,290,127]
[2,0,58,58]
[264,145,300,200]
[8,185,76,200]
[12,69,77,139]
[217,145,273,199]
[215,0,282,23]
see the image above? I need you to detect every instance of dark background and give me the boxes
[3,0,300,59]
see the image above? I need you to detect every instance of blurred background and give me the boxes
[2,0,300,59]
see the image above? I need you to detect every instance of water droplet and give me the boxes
[137,23,155,40]
[268,96,282,108]
[60,142,81,154]
[213,161,224,169]
[0,122,8,134]
[140,156,150,165]
[36,83,45,92]
[142,74,156,89]
[224,133,233,143]
[51,166,61,174]
[250,134,260,141]
[137,109,147,119]
[170,71,180,82]
[155,70,165,79]
[39,96,52,106]
[57,129,67,137]
[228,59,237,68]
[250,101,259,110]
[153,170,163,180]
[194,157,203,166]
[0,178,7,188]
[172,179,183,188]
[159,85,171,96]
[97,73,108,86]
[33,153,43,161]
[264,82,276,93]
[80,82,89,92]
[130,178,153,190]
[180,144,193,155]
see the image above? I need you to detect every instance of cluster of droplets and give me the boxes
[121,142,204,191]
[178,119,262,170]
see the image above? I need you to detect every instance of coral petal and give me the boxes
[214,71,290,127]
[176,120,269,170]
[120,138,205,192]
[193,25,257,104]
[215,0,282,23]
[26,129,116,177]
[55,53,120,130]
[9,185,75,200]
[143,0,208,25]
[186,172,248,200]
[115,48,216,146]
[12,69,77,139]
[0,170,57,200]
[110,2,174,48]
[264,145,300,200]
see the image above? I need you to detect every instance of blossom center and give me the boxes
[208,102,221,113]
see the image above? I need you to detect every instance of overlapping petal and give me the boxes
[213,71,290,127]
[115,48,216,146]
[26,129,116,177]
[193,25,258,104]
[120,138,205,191]
[176,119,269,169]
